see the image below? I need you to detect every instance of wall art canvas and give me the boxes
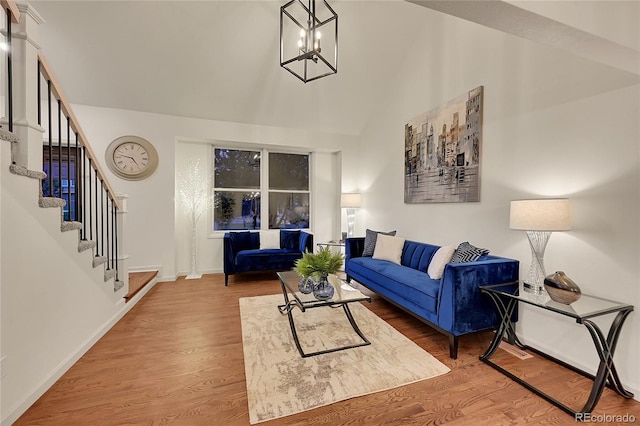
[404,86,483,203]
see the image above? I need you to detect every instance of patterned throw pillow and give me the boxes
[362,229,397,257]
[450,242,490,263]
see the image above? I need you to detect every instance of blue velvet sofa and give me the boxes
[223,229,313,286]
[345,237,519,359]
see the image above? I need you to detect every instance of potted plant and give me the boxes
[294,247,345,300]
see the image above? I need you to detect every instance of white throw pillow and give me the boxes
[427,245,456,279]
[372,234,405,265]
[259,231,281,249]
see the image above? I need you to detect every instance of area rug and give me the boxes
[240,294,450,424]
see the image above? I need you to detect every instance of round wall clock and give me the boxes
[105,135,159,181]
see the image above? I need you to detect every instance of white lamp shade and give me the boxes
[341,193,362,208]
[510,199,571,231]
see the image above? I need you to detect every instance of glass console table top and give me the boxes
[480,282,633,322]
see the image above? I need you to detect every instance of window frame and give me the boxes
[209,146,312,236]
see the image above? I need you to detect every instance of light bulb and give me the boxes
[298,39,303,48]
[316,31,321,40]
[299,28,306,38]
[0,43,7,52]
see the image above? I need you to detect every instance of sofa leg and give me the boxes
[449,335,458,359]
[225,274,229,286]
[346,275,352,283]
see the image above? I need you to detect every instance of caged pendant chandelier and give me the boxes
[280,0,338,83]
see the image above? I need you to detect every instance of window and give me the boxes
[268,153,309,229]
[43,146,80,221]
[212,148,310,231]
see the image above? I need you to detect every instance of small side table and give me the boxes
[316,240,345,251]
[479,282,634,418]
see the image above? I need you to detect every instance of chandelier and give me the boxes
[280,0,338,83]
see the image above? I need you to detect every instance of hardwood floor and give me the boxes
[15,273,640,425]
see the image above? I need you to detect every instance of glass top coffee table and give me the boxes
[276,270,372,358]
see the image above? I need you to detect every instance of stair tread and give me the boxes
[125,271,158,301]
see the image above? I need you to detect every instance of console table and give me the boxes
[480,282,634,418]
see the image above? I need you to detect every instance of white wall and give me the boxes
[356,7,640,398]
[72,106,359,281]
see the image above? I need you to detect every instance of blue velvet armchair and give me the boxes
[223,229,313,286]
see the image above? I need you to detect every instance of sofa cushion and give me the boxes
[349,257,439,314]
[401,241,439,272]
[280,230,301,249]
[235,248,301,266]
[260,230,280,249]
[229,231,254,252]
[427,245,455,279]
[372,234,405,264]
[362,229,397,257]
[451,241,490,263]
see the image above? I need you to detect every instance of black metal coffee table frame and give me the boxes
[480,282,634,419]
[277,271,372,358]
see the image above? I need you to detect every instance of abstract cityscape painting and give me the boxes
[404,86,483,203]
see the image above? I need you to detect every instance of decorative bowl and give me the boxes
[544,271,581,304]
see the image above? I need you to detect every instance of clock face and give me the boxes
[106,136,159,180]
[113,142,149,175]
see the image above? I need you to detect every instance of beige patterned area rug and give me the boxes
[240,294,450,424]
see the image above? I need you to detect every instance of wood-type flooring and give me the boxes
[15,273,640,425]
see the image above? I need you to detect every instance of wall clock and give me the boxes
[105,135,159,181]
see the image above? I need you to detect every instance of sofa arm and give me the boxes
[437,257,519,335]
[223,233,236,275]
[345,237,365,266]
[299,231,314,253]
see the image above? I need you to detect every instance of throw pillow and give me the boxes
[450,241,490,263]
[372,234,405,265]
[280,229,301,250]
[362,228,397,257]
[259,231,280,249]
[229,231,253,252]
[427,245,456,279]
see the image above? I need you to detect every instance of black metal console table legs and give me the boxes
[480,289,634,418]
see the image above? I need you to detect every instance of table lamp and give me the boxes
[341,193,361,238]
[509,199,571,294]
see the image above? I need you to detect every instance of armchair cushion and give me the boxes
[229,231,254,252]
[260,231,281,249]
[280,229,301,249]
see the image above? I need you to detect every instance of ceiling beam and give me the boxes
[406,0,639,75]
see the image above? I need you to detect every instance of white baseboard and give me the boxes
[175,268,222,278]
[1,279,158,426]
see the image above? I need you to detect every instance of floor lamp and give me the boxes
[341,193,361,238]
[510,199,571,294]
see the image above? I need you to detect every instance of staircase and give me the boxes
[0,3,147,425]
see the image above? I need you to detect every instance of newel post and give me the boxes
[4,3,45,170]
[115,193,130,293]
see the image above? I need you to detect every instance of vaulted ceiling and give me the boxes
[30,1,639,136]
